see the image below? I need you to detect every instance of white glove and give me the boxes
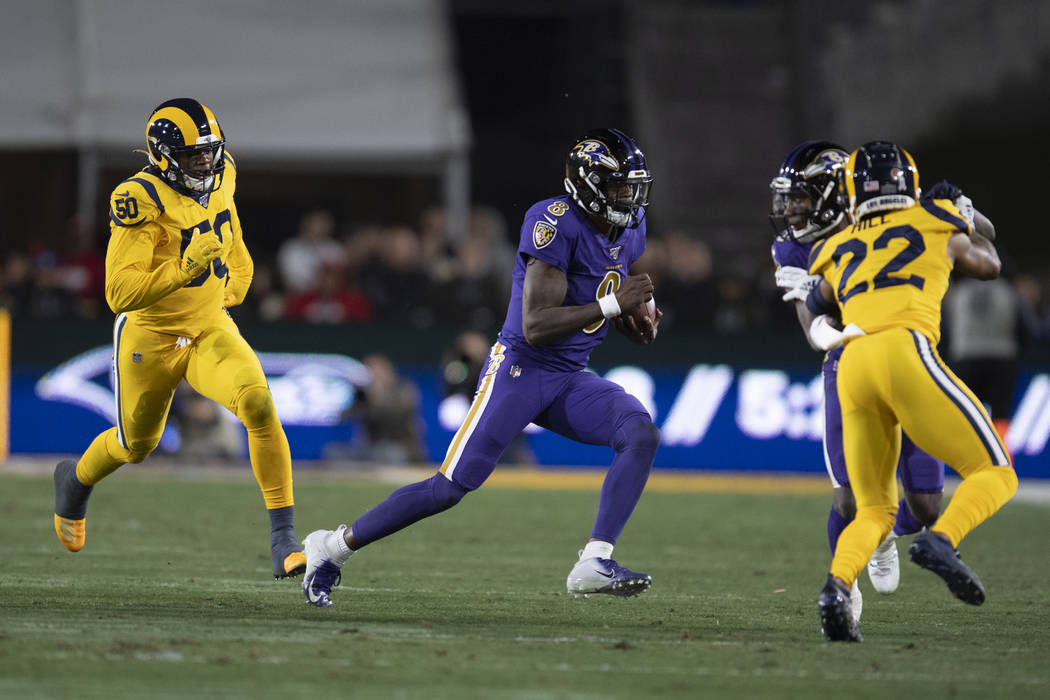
[774,265,809,291]
[954,195,975,226]
[781,273,822,302]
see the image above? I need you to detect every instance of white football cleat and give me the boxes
[850,579,863,623]
[867,532,901,594]
[302,525,347,607]
[566,554,651,597]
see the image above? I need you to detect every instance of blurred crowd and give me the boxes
[3,205,1049,345]
[7,204,1044,468]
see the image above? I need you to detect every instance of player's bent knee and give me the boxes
[125,438,160,463]
[906,493,942,526]
[856,505,897,537]
[236,386,277,429]
[613,415,661,453]
[832,486,856,521]
[996,465,1019,498]
[429,474,469,512]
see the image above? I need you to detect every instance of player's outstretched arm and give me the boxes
[973,208,995,241]
[948,229,1000,280]
[521,257,653,345]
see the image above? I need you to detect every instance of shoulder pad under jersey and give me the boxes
[109,174,165,228]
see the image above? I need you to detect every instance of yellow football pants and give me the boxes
[830,327,1016,585]
[76,313,294,509]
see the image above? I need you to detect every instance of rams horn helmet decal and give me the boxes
[145,98,226,197]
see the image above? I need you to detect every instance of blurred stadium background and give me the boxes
[1,0,1048,477]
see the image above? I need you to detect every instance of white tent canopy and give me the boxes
[2,0,470,163]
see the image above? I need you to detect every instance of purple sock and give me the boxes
[893,498,924,536]
[827,507,849,556]
[590,418,658,543]
[352,474,468,547]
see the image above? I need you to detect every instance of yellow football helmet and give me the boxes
[146,98,226,196]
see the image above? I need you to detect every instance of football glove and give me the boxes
[923,179,963,202]
[180,228,222,279]
[954,194,975,226]
[781,272,822,303]
[774,265,809,291]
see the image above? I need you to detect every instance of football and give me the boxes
[626,296,657,325]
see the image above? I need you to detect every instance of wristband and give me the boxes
[805,281,837,316]
[598,293,622,319]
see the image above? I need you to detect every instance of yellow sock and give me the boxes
[76,428,129,485]
[246,421,294,509]
[933,466,1018,547]
[829,505,896,586]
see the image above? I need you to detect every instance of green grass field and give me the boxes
[1,467,1047,699]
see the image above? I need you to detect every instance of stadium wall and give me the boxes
[8,319,1048,479]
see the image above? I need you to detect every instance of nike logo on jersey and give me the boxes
[543,214,558,225]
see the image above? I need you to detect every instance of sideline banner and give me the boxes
[10,347,1048,478]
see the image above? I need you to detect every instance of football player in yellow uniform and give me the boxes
[807,141,1016,641]
[52,98,307,579]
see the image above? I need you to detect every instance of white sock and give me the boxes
[580,540,614,561]
[326,525,354,567]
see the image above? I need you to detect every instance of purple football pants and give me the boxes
[352,342,658,548]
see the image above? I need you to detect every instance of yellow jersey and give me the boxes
[808,199,972,345]
[104,153,253,337]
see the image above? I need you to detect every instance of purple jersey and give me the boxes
[771,234,813,273]
[498,195,646,371]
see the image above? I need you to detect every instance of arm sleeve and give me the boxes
[222,200,254,307]
[104,220,188,313]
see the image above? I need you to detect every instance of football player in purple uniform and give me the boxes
[301,128,662,606]
[769,141,946,622]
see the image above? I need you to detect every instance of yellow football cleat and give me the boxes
[278,551,307,579]
[54,459,94,553]
[54,515,86,552]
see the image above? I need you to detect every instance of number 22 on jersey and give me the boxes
[832,224,926,303]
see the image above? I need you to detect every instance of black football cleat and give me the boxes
[818,575,862,642]
[908,531,985,605]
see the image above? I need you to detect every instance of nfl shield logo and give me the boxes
[509,365,522,378]
[608,246,622,260]
[533,221,556,249]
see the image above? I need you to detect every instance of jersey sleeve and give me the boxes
[222,198,254,307]
[222,150,238,195]
[108,176,163,229]
[518,201,573,271]
[104,179,187,313]
[920,198,973,236]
